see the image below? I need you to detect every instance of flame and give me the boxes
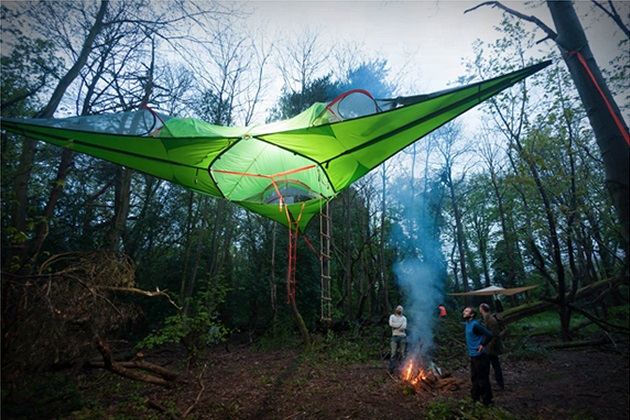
[402,359,428,386]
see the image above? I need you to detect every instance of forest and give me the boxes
[1,1,628,419]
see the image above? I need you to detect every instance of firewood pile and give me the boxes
[434,374,468,392]
[395,360,468,394]
[410,371,467,393]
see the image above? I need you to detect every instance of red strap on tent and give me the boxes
[213,165,318,211]
[142,105,165,137]
[567,51,630,146]
[213,165,317,179]
[301,235,321,259]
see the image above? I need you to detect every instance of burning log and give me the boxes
[397,358,466,393]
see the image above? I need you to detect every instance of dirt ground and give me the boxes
[64,334,629,420]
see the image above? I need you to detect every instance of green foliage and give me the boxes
[268,74,341,121]
[505,335,552,362]
[0,32,62,117]
[312,323,385,365]
[510,311,580,335]
[256,320,303,350]
[137,284,233,363]
[607,302,629,325]
[424,397,517,419]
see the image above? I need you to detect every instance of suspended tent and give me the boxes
[1,60,550,232]
[2,60,551,315]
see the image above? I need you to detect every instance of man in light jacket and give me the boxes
[388,305,407,374]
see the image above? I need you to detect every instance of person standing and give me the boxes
[438,304,448,319]
[479,302,505,390]
[388,305,407,374]
[462,306,494,406]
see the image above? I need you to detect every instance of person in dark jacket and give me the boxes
[479,303,505,390]
[462,306,494,406]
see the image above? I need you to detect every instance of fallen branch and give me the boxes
[88,359,179,381]
[182,370,206,417]
[145,397,180,419]
[96,285,181,310]
[566,302,629,333]
[93,334,177,387]
[546,338,608,349]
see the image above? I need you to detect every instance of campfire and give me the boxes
[397,356,465,393]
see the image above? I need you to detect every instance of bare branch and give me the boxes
[97,285,182,310]
[591,0,630,39]
[183,368,207,417]
[465,1,557,43]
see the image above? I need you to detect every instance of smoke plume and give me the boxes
[389,168,445,358]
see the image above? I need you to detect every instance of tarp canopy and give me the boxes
[447,285,539,296]
[1,61,551,232]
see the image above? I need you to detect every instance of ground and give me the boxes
[61,334,630,420]
[52,333,628,420]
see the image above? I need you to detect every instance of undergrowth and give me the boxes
[423,397,517,420]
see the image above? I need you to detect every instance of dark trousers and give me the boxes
[489,354,504,389]
[470,354,493,405]
[388,336,406,372]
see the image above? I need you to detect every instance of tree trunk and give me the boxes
[546,1,629,268]
[270,222,278,331]
[343,190,354,319]
[107,41,156,253]
[107,167,132,252]
[380,164,390,315]
[289,295,311,350]
[446,170,470,303]
[7,0,110,274]
[183,197,210,316]
[16,148,74,273]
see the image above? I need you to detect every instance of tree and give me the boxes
[467,0,629,267]
[476,134,526,292]
[435,123,477,301]
[3,0,241,272]
[6,0,110,275]
[462,9,626,339]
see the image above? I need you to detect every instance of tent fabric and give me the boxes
[447,285,539,296]
[1,61,551,232]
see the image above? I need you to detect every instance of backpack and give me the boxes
[493,313,508,338]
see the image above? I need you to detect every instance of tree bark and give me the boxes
[290,297,312,350]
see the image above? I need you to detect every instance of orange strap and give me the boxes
[301,235,321,259]
[213,165,318,211]
[567,50,630,146]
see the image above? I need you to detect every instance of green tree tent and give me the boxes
[2,61,550,232]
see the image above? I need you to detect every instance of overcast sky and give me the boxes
[244,0,628,94]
